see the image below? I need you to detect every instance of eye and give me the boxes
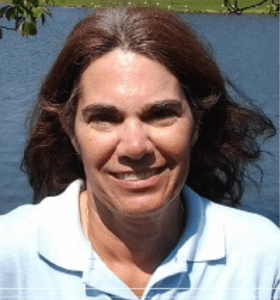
[89,114,118,123]
[143,109,178,126]
[87,113,121,131]
[152,109,178,120]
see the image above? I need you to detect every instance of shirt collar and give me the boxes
[37,181,225,273]
[37,180,92,271]
[146,186,226,288]
[176,186,226,263]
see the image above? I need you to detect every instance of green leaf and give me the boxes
[15,16,25,29]
[32,7,43,18]
[21,20,37,36]
[5,6,16,21]
[12,0,23,5]
[42,7,52,16]
[41,13,46,25]
[31,0,40,7]
[22,10,29,18]
[0,7,6,18]
[15,6,24,16]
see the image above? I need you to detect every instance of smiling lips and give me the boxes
[110,166,166,182]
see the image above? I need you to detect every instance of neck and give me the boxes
[80,190,185,272]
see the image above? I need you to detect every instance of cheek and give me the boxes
[152,122,195,162]
[75,129,118,171]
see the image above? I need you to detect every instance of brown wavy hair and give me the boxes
[21,7,276,205]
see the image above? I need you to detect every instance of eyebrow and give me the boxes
[82,104,120,120]
[142,100,183,116]
[81,100,183,119]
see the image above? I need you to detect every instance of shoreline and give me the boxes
[0,0,279,15]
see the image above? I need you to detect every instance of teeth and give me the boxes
[115,168,159,181]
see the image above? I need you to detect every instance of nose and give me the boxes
[117,118,153,161]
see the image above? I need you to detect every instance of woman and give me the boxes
[0,7,279,300]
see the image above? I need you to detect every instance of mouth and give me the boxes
[110,166,166,182]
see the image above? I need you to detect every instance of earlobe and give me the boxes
[59,113,71,136]
[71,137,81,154]
[191,127,199,147]
[59,114,80,154]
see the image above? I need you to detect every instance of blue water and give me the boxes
[0,8,279,225]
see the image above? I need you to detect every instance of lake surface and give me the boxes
[0,8,279,225]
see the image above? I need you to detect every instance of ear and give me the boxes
[71,137,81,154]
[191,126,199,147]
[59,113,71,137]
[59,113,81,154]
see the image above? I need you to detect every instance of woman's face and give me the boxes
[74,49,197,217]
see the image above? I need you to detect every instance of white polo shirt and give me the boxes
[0,180,279,300]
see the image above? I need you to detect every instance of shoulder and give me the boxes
[0,180,83,246]
[207,200,280,291]
[0,204,38,247]
[0,180,82,268]
[204,196,280,264]
[0,204,39,286]
[207,199,280,240]
[184,185,280,238]
[184,186,280,290]
[184,186,280,259]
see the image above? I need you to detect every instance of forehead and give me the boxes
[78,49,185,111]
